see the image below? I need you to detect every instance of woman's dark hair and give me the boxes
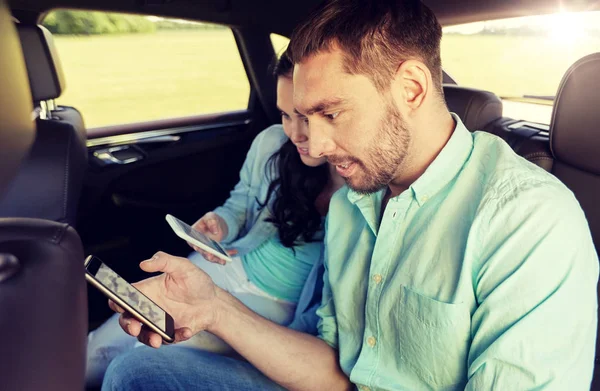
[261,49,330,248]
[272,47,293,78]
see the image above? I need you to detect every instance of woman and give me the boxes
[85,50,344,386]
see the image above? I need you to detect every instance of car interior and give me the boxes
[0,0,599,389]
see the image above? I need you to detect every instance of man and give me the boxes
[103,1,598,390]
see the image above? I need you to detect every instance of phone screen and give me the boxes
[173,217,228,256]
[93,262,167,332]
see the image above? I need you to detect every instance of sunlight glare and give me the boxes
[548,12,586,43]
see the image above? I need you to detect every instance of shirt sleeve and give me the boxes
[316,217,339,349]
[213,166,253,244]
[213,126,281,244]
[466,182,599,390]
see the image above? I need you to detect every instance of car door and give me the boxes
[43,10,279,326]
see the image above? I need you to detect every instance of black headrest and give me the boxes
[0,1,35,196]
[443,84,503,131]
[0,108,88,226]
[16,24,65,102]
[550,52,600,175]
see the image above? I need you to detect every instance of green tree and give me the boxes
[42,10,156,35]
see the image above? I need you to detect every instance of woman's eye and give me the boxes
[281,112,290,120]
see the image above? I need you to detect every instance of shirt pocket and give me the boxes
[395,285,470,389]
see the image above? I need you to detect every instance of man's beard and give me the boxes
[345,102,411,194]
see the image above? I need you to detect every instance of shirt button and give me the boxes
[359,386,371,391]
[367,336,376,347]
[421,195,429,203]
[372,274,383,284]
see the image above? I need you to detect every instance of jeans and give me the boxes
[102,345,285,391]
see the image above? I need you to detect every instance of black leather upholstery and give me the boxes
[0,110,87,224]
[0,1,35,195]
[547,52,600,390]
[549,52,600,252]
[549,52,600,255]
[0,24,88,226]
[17,25,66,102]
[443,84,503,131]
[0,11,87,390]
[0,218,87,391]
[550,53,600,176]
[513,137,553,172]
[442,84,556,172]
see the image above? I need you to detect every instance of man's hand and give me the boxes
[189,212,234,265]
[109,251,222,348]
[108,253,350,391]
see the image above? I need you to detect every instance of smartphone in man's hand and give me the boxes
[84,255,175,342]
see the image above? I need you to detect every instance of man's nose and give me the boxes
[307,123,336,159]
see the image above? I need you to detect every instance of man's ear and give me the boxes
[390,60,430,112]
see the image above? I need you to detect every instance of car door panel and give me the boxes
[79,110,267,327]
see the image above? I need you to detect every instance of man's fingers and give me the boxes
[144,331,163,349]
[226,249,238,256]
[174,327,193,343]
[149,334,163,348]
[118,313,142,337]
[108,299,124,314]
[136,325,183,348]
[140,251,189,274]
[136,330,150,346]
[137,329,162,348]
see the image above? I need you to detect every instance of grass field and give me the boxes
[54,30,250,128]
[441,34,600,98]
[53,31,600,128]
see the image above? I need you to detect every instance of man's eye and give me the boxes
[281,112,290,119]
[302,117,309,125]
[326,112,340,120]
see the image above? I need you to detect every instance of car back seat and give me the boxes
[443,84,555,172]
[0,3,34,189]
[0,24,87,226]
[443,84,502,132]
[0,3,87,389]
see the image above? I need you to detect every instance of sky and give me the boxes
[444,10,600,37]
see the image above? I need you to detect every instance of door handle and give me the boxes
[133,135,181,144]
[93,145,143,165]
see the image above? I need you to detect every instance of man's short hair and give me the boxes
[289,0,443,94]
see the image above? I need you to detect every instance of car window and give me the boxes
[271,33,289,56]
[442,11,600,124]
[42,10,250,129]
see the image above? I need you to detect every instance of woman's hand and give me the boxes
[189,212,234,265]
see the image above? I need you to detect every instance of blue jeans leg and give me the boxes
[102,345,286,391]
